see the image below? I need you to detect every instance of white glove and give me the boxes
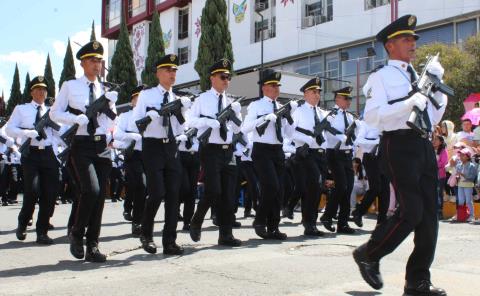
[231,102,241,113]
[1,155,7,160]
[426,61,444,80]
[176,134,188,142]
[105,91,118,103]
[336,134,347,143]
[146,110,160,120]
[180,97,192,109]
[408,93,428,111]
[24,130,39,139]
[265,113,278,122]
[127,133,142,142]
[75,114,89,126]
[354,119,362,126]
[289,101,299,112]
[207,119,221,129]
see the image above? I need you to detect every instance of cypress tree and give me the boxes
[43,54,56,98]
[141,10,165,86]
[22,72,31,104]
[0,90,6,117]
[59,38,76,88]
[90,20,97,41]
[6,64,22,116]
[194,0,234,91]
[107,15,138,104]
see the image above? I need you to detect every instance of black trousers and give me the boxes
[141,138,181,245]
[252,143,285,231]
[65,159,80,232]
[324,149,354,227]
[366,131,438,283]
[355,152,390,224]
[284,159,297,210]
[191,144,236,235]
[0,162,7,202]
[5,164,20,201]
[179,151,200,225]
[124,151,146,224]
[19,147,59,235]
[70,136,112,244]
[239,160,259,212]
[110,167,125,200]
[292,149,327,227]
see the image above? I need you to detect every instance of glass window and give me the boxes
[309,55,323,75]
[303,0,333,28]
[457,19,477,44]
[129,0,146,18]
[255,19,271,42]
[178,47,189,65]
[255,0,269,11]
[106,0,121,28]
[155,0,166,5]
[364,0,395,10]
[340,43,375,76]
[178,7,189,39]
[416,24,454,46]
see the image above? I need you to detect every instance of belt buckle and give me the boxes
[190,151,195,155]
[94,135,101,142]
[222,145,229,149]
[163,139,170,144]
[38,146,45,150]
[318,148,324,153]
[344,150,350,154]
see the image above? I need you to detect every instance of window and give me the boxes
[178,7,189,40]
[364,0,400,10]
[457,19,477,44]
[128,0,147,18]
[309,55,324,75]
[255,0,269,11]
[178,47,189,65]
[416,24,454,46]
[303,0,332,28]
[155,0,166,5]
[106,0,121,28]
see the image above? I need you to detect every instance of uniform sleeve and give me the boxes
[429,91,447,126]
[5,106,28,138]
[113,113,129,141]
[187,97,208,129]
[241,103,262,134]
[129,91,146,131]
[50,82,77,125]
[289,109,311,145]
[363,73,388,128]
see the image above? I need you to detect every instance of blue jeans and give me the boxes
[457,186,475,219]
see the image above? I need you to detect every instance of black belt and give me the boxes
[383,129,429,138]
[327,148,352,154]
[308,148,325,154]
[74,135,106,142]
[204,143,232,150]
[144,137,174,144]
[29,145,53,152]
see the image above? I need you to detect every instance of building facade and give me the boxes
[102,0,480,112]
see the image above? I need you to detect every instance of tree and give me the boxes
[43,54,56,98]
[414,35,480,129]
[0,90,6,117]
[22,72,31,104]
[6,64,22,117]
[141,10,165,86]
[90,20,97,41]
[59,38,76,88]
[194,0,234,91]
[107,15,138,104]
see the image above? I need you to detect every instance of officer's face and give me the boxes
[156,67,177,88]
[262,84,280,99]
[81,57,103,78]
[335,95,351,110]
[210,73,231,93]
[304,89,321,106]
[386,35,417,62]
[30,87,47,104]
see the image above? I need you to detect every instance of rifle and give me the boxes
[19,110,61,156]
[256,99,295,136]
[312,109,342,145]
[232,132,248,147]
[197,96,244,144]
[334,119,357,151]
[0,135,7,144]
[295,143,310,159]
[135,98,191,135]
[61,82,122,146]
[57,147,70,164]
[183,127,198,149]
[406,53,455,136]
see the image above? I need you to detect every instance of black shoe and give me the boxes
[132,223,142,237]
[182,224,190,231]
[403,280,447,296]
[111,198,117,202]
[189,224,201,242]
[48,223,55,230]
[233,221,242,228]
[337,225,356,234]
[123,211,133,222]
[85,244,107,263]
[351,210,363,228]
[353,244,383,290]
[1,201,8,206]
[69,233,85,259]
[268,229,287,240]
[61,199,67,204]
[253,223,269,239]
[304,225,325,237]
[140,236,157,254]
[27,219,33,226]
[8,199,18,204]
[163,243,184,255]
[16,226,27,241]
[244,210,255,218]
[218,235,242,247]
[320,217,336,232]
[178,213,184,222]
[212,218,219,226]
[36,234,54,245]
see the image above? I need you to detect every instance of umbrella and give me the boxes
[462,107,480,125]
[463,93,480,112]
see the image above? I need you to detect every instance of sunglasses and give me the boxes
[219,74,231,81]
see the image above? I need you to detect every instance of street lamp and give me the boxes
[255,3,265,97]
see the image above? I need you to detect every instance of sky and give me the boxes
[0,0,109,102]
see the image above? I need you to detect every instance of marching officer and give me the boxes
[320,86,359,234]
[241,69,298,240]
[51,41,118,262]
[290,77,328,236]
[353,15,447,296]
[6,76,60,244]
[113,85,146,236]
[187,58,243,247]
[130,54,191,255]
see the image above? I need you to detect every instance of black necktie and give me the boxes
[313,107,322,145]
[87,83,96,135]
[34,105,42,140]
[407,65,431,132]
[218,94,227,141]
[273,101,283,142]
[163,91,174,141]
[343,110,349,132]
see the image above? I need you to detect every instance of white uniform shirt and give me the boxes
[363,60,447,132]
[187,88,241,144]
[129,85,185,139]
[241,96,293,145]
[355,120,380,155]
[325,105,356,150]
[50,75,116,136]
[290,101,328,149]
[113,110,142,151]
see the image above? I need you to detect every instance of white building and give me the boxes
[102,0,480,112]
